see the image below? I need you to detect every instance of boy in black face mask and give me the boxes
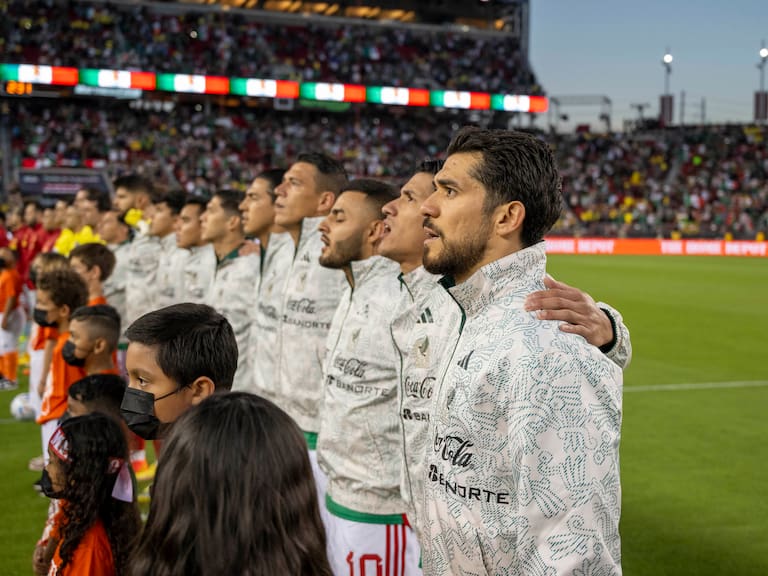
[34,269,88,466]
[120,303,237,443]
[64,305,121,376]
[0,247,23,390]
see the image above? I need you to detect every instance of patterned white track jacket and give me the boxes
[154,234,189,310]
[393,262,631,543]
[275,217,346,436]
[124,231,161,329]
[422,243,623,576]
[207,248,260,392]
[248,232,293,401]
[181,243,217,304]
[317,255,406,517]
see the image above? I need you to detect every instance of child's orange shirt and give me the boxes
[31,325,59,351]
[37,332,87,424]
[0,268,22,314]
[87,296,108,306]
[49,519,115,576]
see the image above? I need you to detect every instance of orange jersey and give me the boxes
[37,332,87,424]
[87,296,108,306]
[31,325,59,351]
[49,520,115,576]
[0,268,22,312]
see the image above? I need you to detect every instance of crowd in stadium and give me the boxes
[7,100,767,240]
[1,0,540,93]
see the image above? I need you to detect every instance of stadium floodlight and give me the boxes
[760,48,768,59]
[760,41,768,94]
[661,48,673,95]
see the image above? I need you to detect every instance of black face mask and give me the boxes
[0,258,6,270]
[120,387,178,440]
[40,469,64,499]
[61,340,86,368]
[33,308,57,328]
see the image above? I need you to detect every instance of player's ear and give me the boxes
[188,377,215,405]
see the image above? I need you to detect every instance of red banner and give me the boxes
[544,238,768,257]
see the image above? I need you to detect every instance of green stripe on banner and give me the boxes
[155,74,176,92]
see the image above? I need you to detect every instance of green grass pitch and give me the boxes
[0,255,766,575]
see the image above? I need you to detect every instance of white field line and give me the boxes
[625,380,768,393]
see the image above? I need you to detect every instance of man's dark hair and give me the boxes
[125,303,237,391]
[255,169,287,203]
[113,174,153,196]
[184,195,208,213]
[80,188,112,213]
[296,152,348,195]
[213,189,245,217]
[340,179,398,218]
[69,243,116,282]
[68,374,127,418]
[70,304,121,352]
[37,269,88,313]
[416,159,444,176]
[446,126,562,246]
[152,189,187,215]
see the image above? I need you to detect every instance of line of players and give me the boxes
[102,141,631,574]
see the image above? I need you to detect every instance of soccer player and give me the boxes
[266,153,348,508]
[98,210,133,362]
[239,169,293,398]
[150,189,188,309]
[201,189,258,391]
[315,180,421,574]
[113,175,161,329]
[120,303,237,441]
[381,159,633,541]
[175,196,216,304]
[420,127,623,574]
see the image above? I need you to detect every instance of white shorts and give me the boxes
[0,308,24,355]
[41,419,59,465]
[325,514,422,576]
[28,348,45,414]
[308,448,340,562]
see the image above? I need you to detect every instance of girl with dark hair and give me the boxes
[42,413,140,575]
[130,392,333,576]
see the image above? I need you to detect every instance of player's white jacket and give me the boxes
[103,240,130,341]
[275,217,346,439]
[317,255,405,517]
[124,231,161,329]
[247,232,293,399]
[154,234,189,309]
[181,244,217,304]
[390,265,461,537]
[422,243,623,576]
[207,248,260,392]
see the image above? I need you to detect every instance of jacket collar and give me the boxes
[443,242,547,318]
[348,255,400,290]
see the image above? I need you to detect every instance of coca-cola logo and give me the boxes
[333,356,368,378]
[433,433,474,467]
[286,298,316,314]
[404,376,435,399]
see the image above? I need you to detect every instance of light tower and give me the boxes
[659,49,674,125]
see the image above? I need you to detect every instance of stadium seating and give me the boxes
[1,0,540,94]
